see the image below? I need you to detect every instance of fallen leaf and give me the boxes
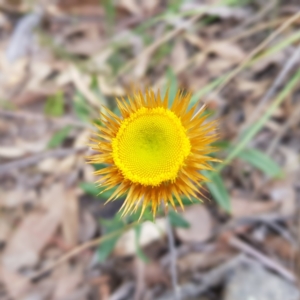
[208,41,245,63]
[171,40,188,72]
[143,261,169,287]
[142,0,159,13]
[0,189,37,208]
[37,156,76,174]
[231,197,278,218]
[133,52,150,79]
[118,0,141,15]
[2,211,61,270]
[133,258,168,299]
[5,12,41,63]
[207,58,233,76]
[176,205,213,243]
[79,210,97,243]
[83,164,96,183]
[0,146,27,158]
[278,146,299,174]
[1,267,32,299]
[2,184,65,270]
[62,189,79,247]
[38,157,60,173]
[69,65,102,108]
[58,155,77,174]
[177,248,232,273]
[52,267,82,300]
[74,129,91,148]
[97,76,125,96]
[267,178,296,216]
[265,236,296,261]
[0,217,12,244]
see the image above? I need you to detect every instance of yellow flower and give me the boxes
[88,89,219,217]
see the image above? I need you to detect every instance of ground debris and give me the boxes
[224,263,299,300]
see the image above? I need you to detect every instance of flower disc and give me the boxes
[112,107,191,186]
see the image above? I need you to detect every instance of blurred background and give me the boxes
[0,0,300,299]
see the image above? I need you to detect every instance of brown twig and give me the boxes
[157,254,246,300]
[228,236,296,283]
[29,221,139,281]
[166,213,180,300]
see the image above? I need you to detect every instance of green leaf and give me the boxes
[237,148,283,178]
[47,126,71,149]
[168,210,190,228]
[129,205,154,223]
[73,91,92,122]
[93,163,107,171]
[44,91,64,117]
[221,0,253,6]
[211,140,231,149]
[218,70,300,172]
[167,0,183,13]
[173,195,199,207]
[166,68,178,107]
[203,170,231,213]
[214,142,283,178]
[102,0,115,35]
[80,182,99,196]
[97,217,124,262]
[134,225,150,263]
[80,182,117,200]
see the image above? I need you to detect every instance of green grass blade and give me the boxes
[218,69,300,172]
[203,170,231,212]
[237,148,283,178]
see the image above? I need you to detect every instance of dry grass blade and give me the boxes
[213,10,300,96]
[218,69,300,171]
[115,14,202,80]
[240,45,300,134]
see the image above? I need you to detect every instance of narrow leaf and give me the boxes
[44,91,64,117]
[80,182,117,200]
[97,218,124,262]
[134,225,150,263]
[203,170,231,213]
[168,210,190,228]
[237,148,283,178]
[47,126,71,149]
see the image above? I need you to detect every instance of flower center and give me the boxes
[112,107,191,186]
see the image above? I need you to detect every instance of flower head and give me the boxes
[88,89,219,217]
